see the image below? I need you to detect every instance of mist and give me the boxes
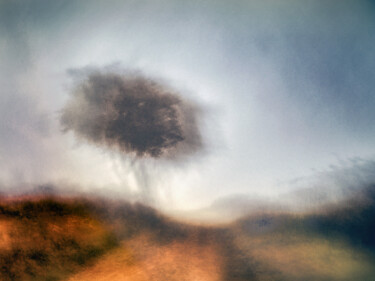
[0,0,375,215]
[2,2,375,280]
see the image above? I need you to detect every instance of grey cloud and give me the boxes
[221,0,375,134]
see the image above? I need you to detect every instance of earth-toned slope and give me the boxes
[0,197,227,281]
[1,191,375,281]
[0,198,117,281]
[230,224,375,281]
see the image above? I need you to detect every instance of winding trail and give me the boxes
[67,234,224,281]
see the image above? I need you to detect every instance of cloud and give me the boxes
[61,68,203,159]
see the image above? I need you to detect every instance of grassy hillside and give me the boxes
[230,186,375,280]
[1,190,375,281]
[0,198,117,281]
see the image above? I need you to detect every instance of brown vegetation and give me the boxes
[1,195,375,281]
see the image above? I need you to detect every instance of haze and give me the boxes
[1,0,375,219]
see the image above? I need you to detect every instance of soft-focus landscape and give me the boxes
[2,1,375,280]
[1,185,375,281]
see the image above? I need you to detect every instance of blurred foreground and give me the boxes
[1,188,375,281]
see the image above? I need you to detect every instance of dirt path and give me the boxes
[67,234,224,281]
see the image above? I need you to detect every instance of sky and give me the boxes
[1,0,375,216]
